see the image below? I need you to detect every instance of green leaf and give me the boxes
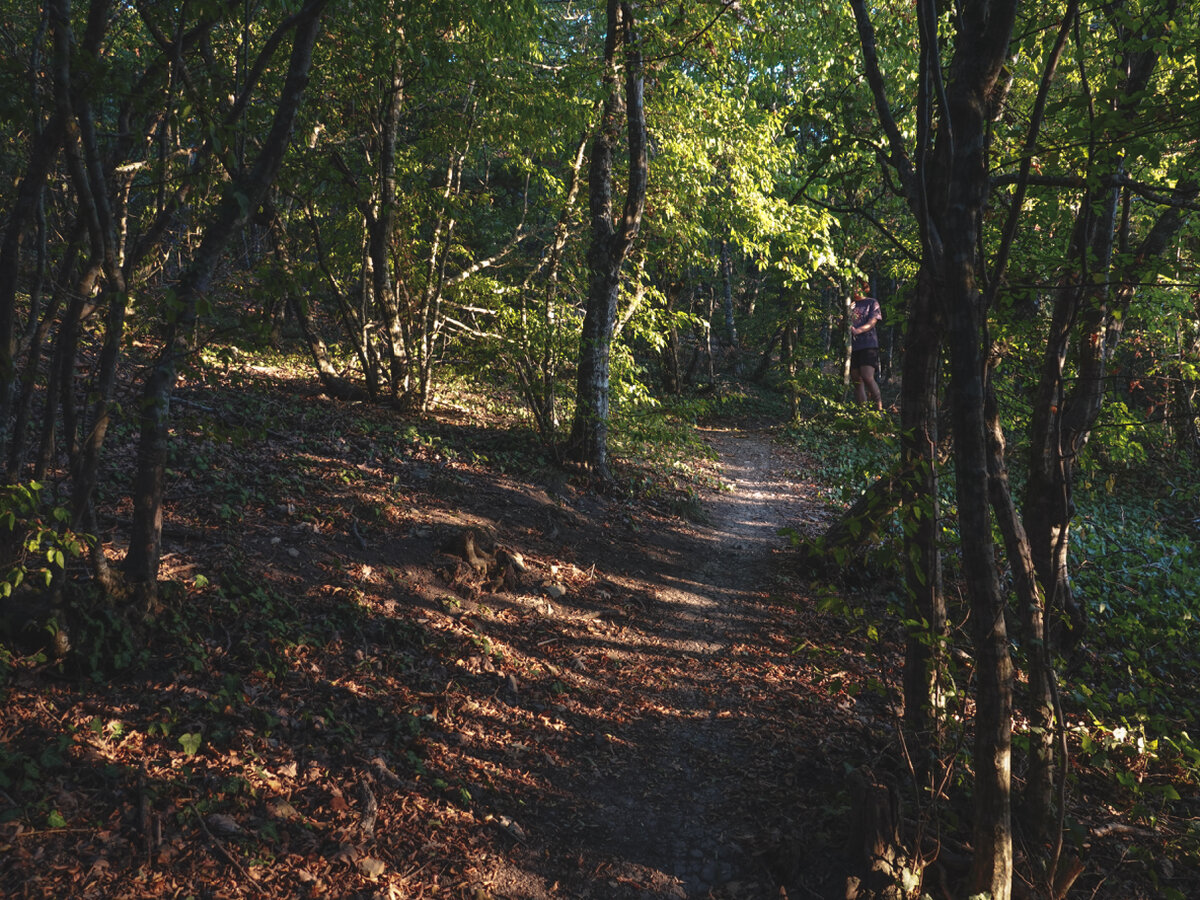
[47,810,67,829]
[1155,784,1182,801]
[179,733,203,757]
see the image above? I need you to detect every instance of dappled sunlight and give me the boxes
[0,359,894,900]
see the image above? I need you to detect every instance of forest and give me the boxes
[1,0,1198,898]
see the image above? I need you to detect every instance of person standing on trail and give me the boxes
[849,284,883,410]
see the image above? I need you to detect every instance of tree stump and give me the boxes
[844,768,913,900]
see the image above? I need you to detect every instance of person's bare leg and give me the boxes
[852,368,867,404]
[861,365,882,410]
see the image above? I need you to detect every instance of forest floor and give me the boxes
[0,361,1189,899]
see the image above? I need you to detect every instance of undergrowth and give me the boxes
[1069,467,1200,819]
[788,393,1200,886]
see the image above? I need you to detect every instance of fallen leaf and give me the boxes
[358,856,386,878]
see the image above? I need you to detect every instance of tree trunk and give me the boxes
[944,266,1014,900]
[852,0,1018,893]
[7,223,81,480]
[288,293,369,402]
[47,0,132,564]
[986,360,1056,837]
[125,0,328,607]
[720,236,737,354]
[517,130,590,444]
[566,0,646,478]
[938,9,1017,890]
[898,267,945,757]
[1022,11,1185,647]
[1024,168,1196,646]
[782,325,797,418]
[1172,296,1200,460]
[841,286,853,396]
[748,324,787,384]
[304,201,378,398]
[369,56,405,395]
[658,280,685,397]
[0,117,64,459]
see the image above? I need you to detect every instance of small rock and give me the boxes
[266,798,301,821]
[357,856,386,878]
[369,757,401,788]
[205,813,243,836]
[494,814,526,842]
[544,583,567,600]
[287,547,301,559]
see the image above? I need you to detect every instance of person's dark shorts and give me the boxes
[851,347,880,371]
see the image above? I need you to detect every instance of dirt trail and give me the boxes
[485,428,831,899]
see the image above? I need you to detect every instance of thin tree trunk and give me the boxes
[1023,6,1184,647]
[0,7,54,421]
[1172,296,1200,459]
[841,286,853,394]
[658,279,687,396]
[7,223,83,480]
[720,236,737,355]
[370,55,405,394]
[125,0,328,608]
[303,202,378,397]
[0,118,65,460]
[1025,167,1196,646]
[751,323,786,383]
[288,294,370,401]
[518,130,590,442]
[985,360,1056,837]
[782,325,797,418]
[899,267,945,756]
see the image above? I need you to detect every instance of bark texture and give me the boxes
[851,0,1019,894]
[898,269,945,754]
[567,0,647,479]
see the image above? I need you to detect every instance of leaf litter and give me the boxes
[0,362,1190,899]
